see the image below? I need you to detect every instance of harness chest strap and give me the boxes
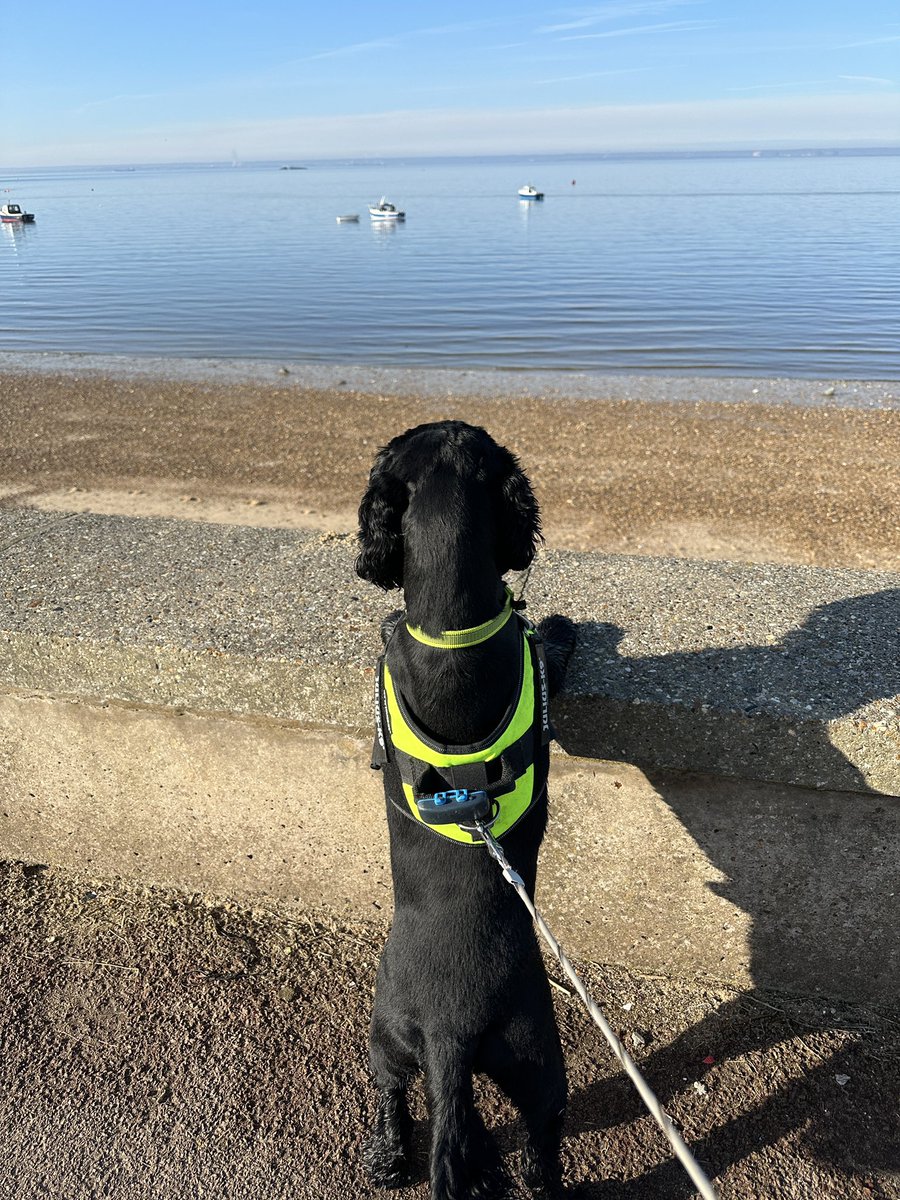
[371,614,553,845]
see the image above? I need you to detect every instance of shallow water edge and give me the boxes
[2,351,898,410]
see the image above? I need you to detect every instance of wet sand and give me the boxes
[2,360,898,569]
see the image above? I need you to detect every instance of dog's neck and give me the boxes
[395,541,513,742]
[402,543,506,635]
[386,469,523,743]
[400,477,506,635]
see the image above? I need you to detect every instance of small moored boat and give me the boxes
[517,185,544,201]
[369,197,405,220]
[1,203,35,223]
[336,213,359,223]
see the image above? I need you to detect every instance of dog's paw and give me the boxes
[538,614,577,656]
[467,1162,513,1200]
[363,1132,413,1190]
[432,1154,511,1200]
[536,615,578,696]
[521,1146,565,1199]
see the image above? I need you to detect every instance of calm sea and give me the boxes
[2,155,898,378]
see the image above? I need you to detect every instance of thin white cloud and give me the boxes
[73,92,168,115]
[539,1,703,35]
[536,68,649,84]
[411,18,507,37]
[838,34,900,48]
[728,80,834,92]
[839,74,895,85]
[302,38,397,63]
[730,75,898,93]
[264,20,506,75]
[558,19,716,42]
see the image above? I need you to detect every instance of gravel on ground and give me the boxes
[1,861,897,1200]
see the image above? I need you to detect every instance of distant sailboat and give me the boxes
[231,149,242,168]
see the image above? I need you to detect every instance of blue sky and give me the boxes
[3,0,899,165]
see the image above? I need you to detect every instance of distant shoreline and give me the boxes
[2,351,897,411]
[7,145,900,175]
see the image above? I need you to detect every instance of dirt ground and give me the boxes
[1,861,897,1200]
[2,367,899,1198]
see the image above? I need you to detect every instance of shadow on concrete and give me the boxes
[553,589,900,1193]
[559,588,900,794]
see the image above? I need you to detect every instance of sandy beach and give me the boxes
[1,360,899,570]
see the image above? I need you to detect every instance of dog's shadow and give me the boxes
[548,588,900,1192]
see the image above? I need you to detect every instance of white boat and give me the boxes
[336,214,359,223]
[517,185,544,201]
[369,197,405,220]
[0,203,35,223]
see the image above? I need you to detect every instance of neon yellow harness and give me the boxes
[372,602,551,846]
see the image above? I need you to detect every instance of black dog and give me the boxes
[357,420,576,1199]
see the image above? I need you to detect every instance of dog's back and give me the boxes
[358,422,574,1199]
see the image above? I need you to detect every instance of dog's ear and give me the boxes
[356,450,407,589]
[494,446,541,574]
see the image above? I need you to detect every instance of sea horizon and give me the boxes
[6,143,900,176]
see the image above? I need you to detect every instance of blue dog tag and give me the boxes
[416,789,490,825]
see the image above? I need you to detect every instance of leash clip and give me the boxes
[474,817,525,885]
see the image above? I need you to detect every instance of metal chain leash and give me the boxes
[472,817,721,1200]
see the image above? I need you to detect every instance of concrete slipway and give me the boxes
[0,507,898,1005]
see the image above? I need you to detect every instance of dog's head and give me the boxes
[356,420,541,590]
